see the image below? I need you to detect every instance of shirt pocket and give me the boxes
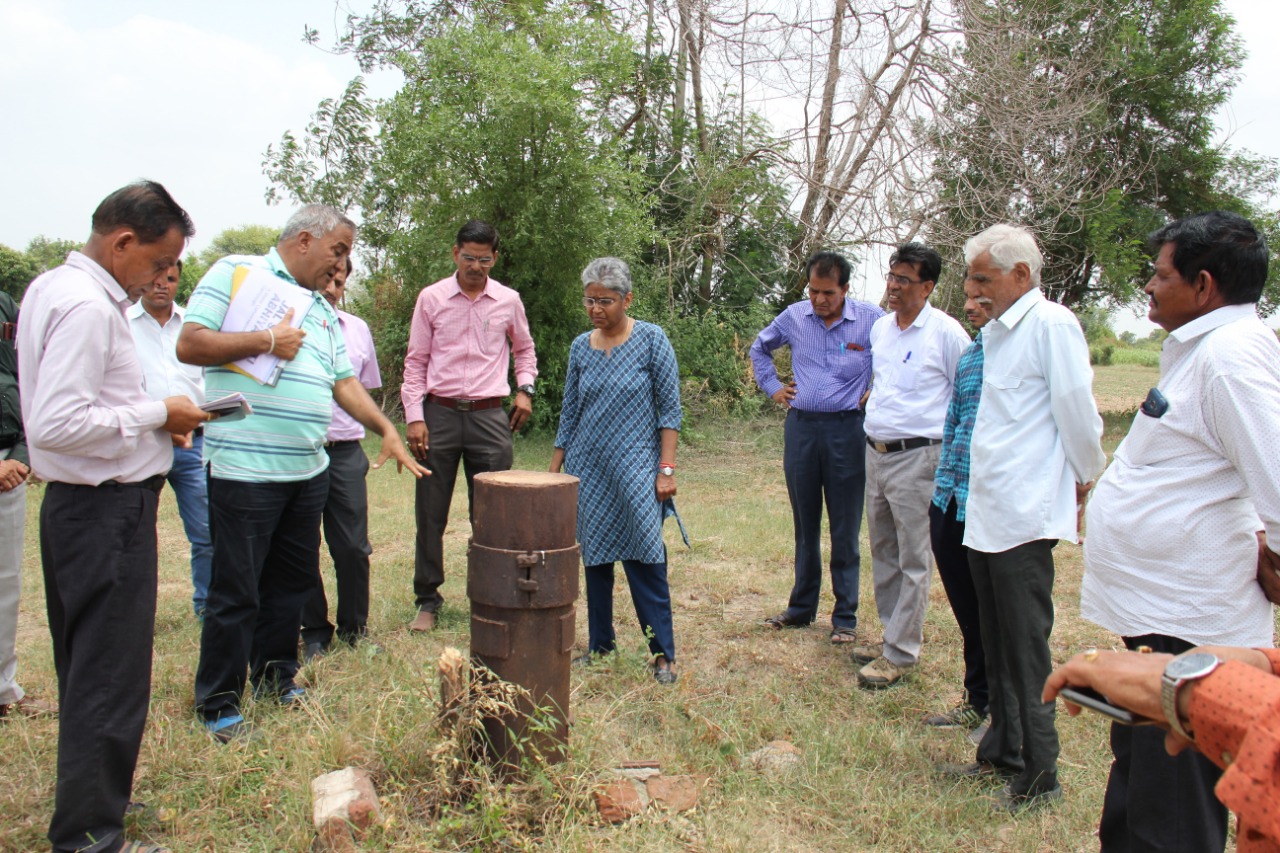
[832,344,871,382]
[982,374,1028,422]
[895,361,922,391]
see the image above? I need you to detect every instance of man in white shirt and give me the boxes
[1081,211,1280,853]
[855,243,970,688]
[127,258,213,617]
[942,224,1105,813]
[18,180,207,853]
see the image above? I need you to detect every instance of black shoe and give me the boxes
[303,641,329,662]
[993,782,1063,814]
[651,657,678,685]
[936,760,1018,780]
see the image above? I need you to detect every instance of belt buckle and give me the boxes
[873,441,889,453]
[456,399,476,412]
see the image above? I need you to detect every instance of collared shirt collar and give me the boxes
[994,286,1044,331]
[65,250,129,308]
[901,301,934,330]
[1167,302,1256,345]
[801,296,859,323]
[125,299,185,325]
[264,246,297,283]
[446,273,494,300]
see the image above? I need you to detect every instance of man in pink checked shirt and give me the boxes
[402,220,538,632]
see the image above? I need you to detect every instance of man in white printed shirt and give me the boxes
[855,243,970,688]
[127,258,213,617]
[1081,211,1280,853]
[942,224,1106,814]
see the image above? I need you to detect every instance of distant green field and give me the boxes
[1092,361,1159,415]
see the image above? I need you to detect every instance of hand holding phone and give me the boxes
[1059,686,1159,726]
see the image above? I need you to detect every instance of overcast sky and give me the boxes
[2,0,1277,330]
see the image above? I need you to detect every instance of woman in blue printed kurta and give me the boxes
[550,258,686,684]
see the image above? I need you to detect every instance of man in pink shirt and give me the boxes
[402,220,538,631]
[302,257,383,657]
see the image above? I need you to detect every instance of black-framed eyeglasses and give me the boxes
[460,253,495,266]
[582,296,619,308]
[885,272,924,286]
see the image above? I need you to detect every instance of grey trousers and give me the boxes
[0,473,25,706]
[969,539,1060,797]
[865,443,939,667]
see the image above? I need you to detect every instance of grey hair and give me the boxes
[279,203,357,243]
[581,257,632,296]
[964,224,1043,287]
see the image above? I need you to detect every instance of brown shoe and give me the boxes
[856,655,914,689]
[0,695,58,719]
[850,642,883,665]
[409,610,437,632]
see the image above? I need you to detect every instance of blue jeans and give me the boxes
[168,433,212,615]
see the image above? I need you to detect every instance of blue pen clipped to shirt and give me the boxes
[903,351,913,363]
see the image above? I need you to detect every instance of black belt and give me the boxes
[866,436,942,454]
[791,408,863,421]
[427,393,504,412]
[324,439,361,448]
[103,474,166,492]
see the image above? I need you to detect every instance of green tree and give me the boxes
[179,224,281,302]
[0,245,39,300]
[929,0,1277,312]
[25,236,80,274]
[266,2,647,425]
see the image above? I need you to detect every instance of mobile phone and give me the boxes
[1140,387,1169,418]
[1059,687,1158,726]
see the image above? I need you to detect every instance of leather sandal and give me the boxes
[829,627,858,644]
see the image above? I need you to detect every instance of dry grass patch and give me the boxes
[0,369,1215,850]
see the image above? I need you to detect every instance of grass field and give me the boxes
[3,360,1245,852]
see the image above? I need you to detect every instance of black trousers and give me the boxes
[929,499,988,714]
[302,441,372,646]
[969,539,1059,796]
[778,408,865,630]
[1098,633,1228,853]
[196,472,328,721]
[41,482,159,853]
[413,400,512,612]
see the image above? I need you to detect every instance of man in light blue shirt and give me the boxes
[751,251,884,642]
[179,204,424,742]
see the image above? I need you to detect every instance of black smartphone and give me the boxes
[1140,387,1169,418]
[1059,687,1158,726]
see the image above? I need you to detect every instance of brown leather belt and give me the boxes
[427,394,504,412]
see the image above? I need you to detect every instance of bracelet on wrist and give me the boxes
[266,328,276,354]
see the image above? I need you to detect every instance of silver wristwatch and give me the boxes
[518,384,536,397]
[659,465,675,476]
[1161,652,1221,741]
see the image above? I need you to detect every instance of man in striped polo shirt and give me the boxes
[179,204,425,742]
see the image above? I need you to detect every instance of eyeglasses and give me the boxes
[885,272,924,286]
[460,253,495,266]
[582,296,619,308]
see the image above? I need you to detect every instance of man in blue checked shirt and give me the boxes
[751,251,884,642]
[922,286,991,733]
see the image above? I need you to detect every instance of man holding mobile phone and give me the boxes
[1080,211,1280,853]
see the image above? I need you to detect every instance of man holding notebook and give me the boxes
[177,203,424,742]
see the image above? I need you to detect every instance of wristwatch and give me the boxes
[517,384,536,397]
[1161,652,1222,740]
[659,465,675,476]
